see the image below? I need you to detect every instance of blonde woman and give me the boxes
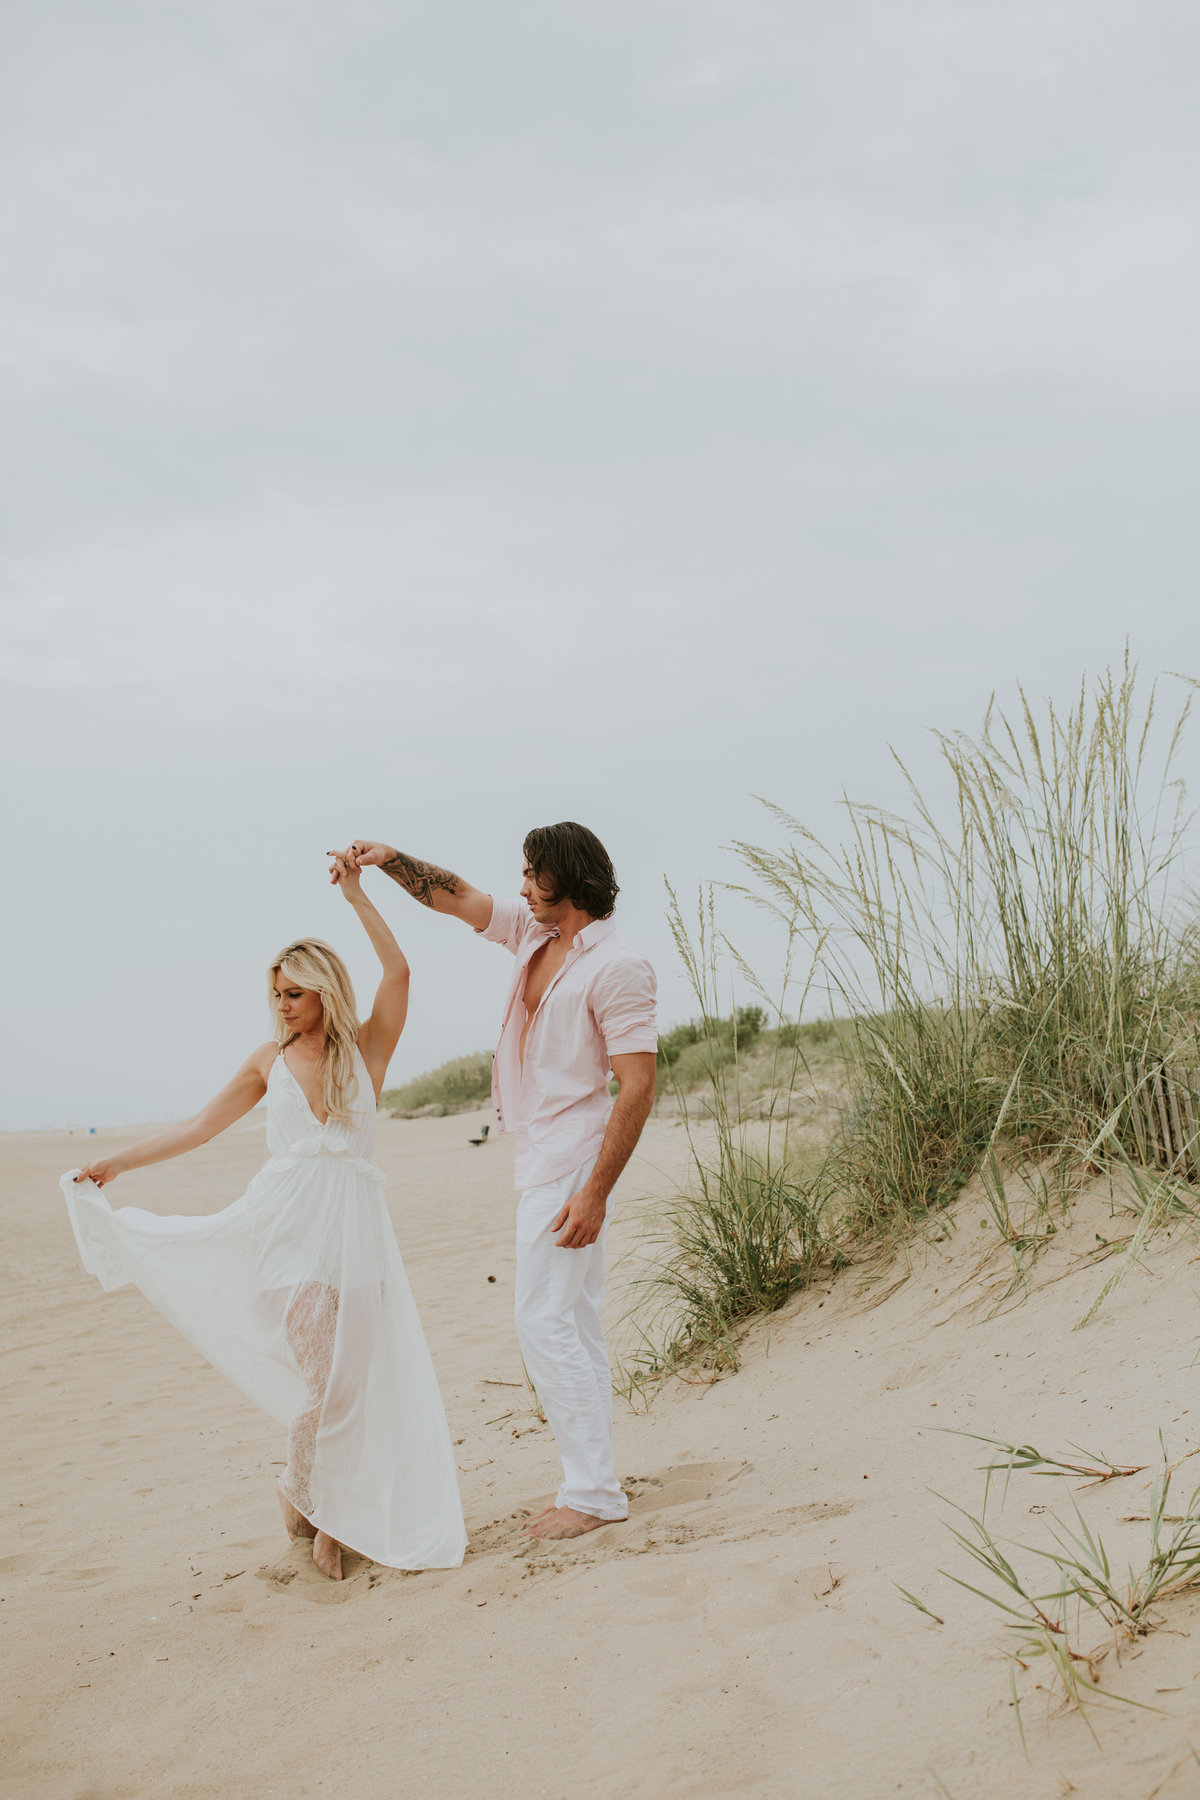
[62,858,467,1581]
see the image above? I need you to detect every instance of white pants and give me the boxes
[514,1157,627,1521]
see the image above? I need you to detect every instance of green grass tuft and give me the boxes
[618,886,835,1390]
[934,1435,1200,1737]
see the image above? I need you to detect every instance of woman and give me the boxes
[62,856,467,1581]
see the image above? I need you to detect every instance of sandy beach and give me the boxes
[5,1111,1200,1799]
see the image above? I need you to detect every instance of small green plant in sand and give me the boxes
[949,1430,1148,1510]
[381,1050,493,1116]
[519,1353,546,1426]
[926,1439,1200,1741]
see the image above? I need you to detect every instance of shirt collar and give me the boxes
[573,916,616,952]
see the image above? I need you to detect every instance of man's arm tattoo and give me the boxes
[380,850,462,909]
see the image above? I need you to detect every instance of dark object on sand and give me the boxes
[468,1124,490,1147]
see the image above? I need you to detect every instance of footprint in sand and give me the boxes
[45,1563,118,1589]
[625,1461,749,1517]
[707,1562,842,1629]
[621,1560,843,1631]
[622,1568,707,1611]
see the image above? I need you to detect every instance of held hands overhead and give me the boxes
[326,850,363,895]
[328,841,394,881]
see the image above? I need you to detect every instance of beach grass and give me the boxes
[630,658,1200,1380]
[618,887,838,1389]
[735,657,1199,1255]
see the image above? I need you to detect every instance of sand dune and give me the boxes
[4,1113,1200,1798]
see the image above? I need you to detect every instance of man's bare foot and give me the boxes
[529,1506,617,1540]
[278,1484,317,1542]
[526,1502,559,1532]
[312,1531,343,1580]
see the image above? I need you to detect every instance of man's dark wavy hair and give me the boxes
[523,821,619,920]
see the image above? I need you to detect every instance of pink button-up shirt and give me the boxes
[478,896,658,1190]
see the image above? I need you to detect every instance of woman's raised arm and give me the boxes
[329,854,410,1097]
[74,1046,274,1188]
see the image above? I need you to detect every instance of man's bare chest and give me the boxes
[522,939,571,1018]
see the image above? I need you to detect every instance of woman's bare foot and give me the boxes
[278,1484,317,1542]
[312,1531,344,1580]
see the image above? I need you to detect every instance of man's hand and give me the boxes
[330,840,395,879]
[552,1182,608,1249]
[548,1054,655,1250]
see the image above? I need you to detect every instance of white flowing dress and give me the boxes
[61,1049,467,1571]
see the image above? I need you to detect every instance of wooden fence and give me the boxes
[1122,1061,1200,1177]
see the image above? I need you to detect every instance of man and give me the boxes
[335,823,658,1540]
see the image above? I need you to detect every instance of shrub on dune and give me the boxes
[381,1051,494,1116]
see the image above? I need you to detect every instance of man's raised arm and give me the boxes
[336,840,493,930]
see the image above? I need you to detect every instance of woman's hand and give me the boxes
[335,840,396,871]
[328,852,364,899]
[74,1157,125,1188]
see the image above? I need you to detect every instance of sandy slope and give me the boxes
[4,1113,1200,1800]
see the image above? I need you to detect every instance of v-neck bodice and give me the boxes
[266,1047,377,1160]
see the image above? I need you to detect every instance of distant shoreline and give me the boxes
[1,1111,269,1140]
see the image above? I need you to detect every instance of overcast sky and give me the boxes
[3,1,1198,1130]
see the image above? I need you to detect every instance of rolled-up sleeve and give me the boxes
[592,954,658,1058]
[476,895,532,955]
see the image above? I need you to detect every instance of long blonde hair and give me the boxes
[268,939,360,1127]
